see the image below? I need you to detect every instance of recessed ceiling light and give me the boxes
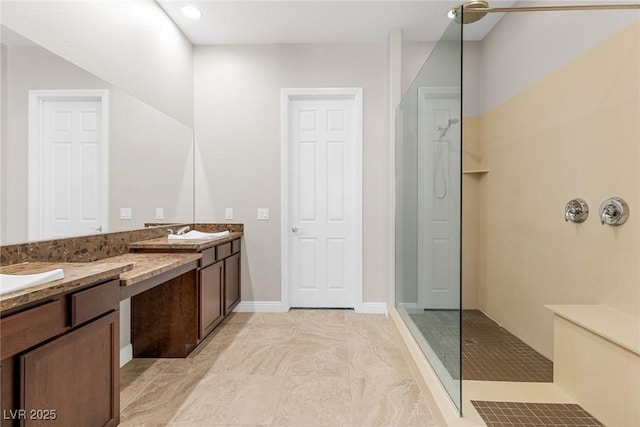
[181,5,201,20]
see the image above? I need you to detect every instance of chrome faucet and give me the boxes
[166,226,190,236]
[175,225,191,235]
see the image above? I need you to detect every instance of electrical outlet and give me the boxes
[156,208,164,220]
[225,208,233,220]
[257,208,269,220]
[120,208,132,220]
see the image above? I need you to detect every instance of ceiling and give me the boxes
[157,0,518,45]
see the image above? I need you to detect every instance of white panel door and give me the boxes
[289,97,357,308]
[41,100,104,238]
[417,88,461,309]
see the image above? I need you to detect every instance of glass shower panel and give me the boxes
[395,19,462,411]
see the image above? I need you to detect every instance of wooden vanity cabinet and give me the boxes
[132,237,241,347]
[225,252,241,314]
[0,279,120,427]
[199,260,224,339]
[197,238,241,336]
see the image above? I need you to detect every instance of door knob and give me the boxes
[91,225,103,232]
[292,226,303,233]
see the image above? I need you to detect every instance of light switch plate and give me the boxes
[120,208,132,220]
[257,208,269,220]
[225,208,233,220]
[155,208,164,220]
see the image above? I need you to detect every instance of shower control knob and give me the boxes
[565,199,589,223]
[599,197,629,226]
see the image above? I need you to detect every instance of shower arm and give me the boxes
[455,3,640,16]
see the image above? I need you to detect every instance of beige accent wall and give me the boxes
[474,21,640,359]
[462,117,485,309]
[193,43,390,304]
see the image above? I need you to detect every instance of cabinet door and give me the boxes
[21,311,119,427]
[199,261,224,339]
[224,253,241,314]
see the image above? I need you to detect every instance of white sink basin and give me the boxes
[0,269,65,295]
[168,230,230,240]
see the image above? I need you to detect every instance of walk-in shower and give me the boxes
[395,1,640,421]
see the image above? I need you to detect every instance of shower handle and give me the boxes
[564,198,589,223]
[599,197,629,226]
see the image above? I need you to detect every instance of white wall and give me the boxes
[0,0,194,126]
[480,0,640,114]
[0,44,7,244]
[194,43,390,305]
[402,41,482,117]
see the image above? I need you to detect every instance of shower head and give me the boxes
[436,118,460,137]
[450,0,490,24]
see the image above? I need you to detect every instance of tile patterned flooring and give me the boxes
[471,401,604,427]
[410,310,553,382]
[462,311,553,383]
[120,310,438,427]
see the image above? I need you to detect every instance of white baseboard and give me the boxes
[119,344,133,368]
[398,302,419,314]
[234,301,288,313]
[235,301,387,314]
[355,302,388,314]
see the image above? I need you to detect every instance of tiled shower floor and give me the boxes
[471,401,604,427]
[410,309,553,382]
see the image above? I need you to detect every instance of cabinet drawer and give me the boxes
[200,247,216,268]
[71,279,119,327]
[1,299,68,360]
[216,242,232,260]
[232,239,241,254]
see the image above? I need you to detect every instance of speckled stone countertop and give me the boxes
[94,253,202,287]
[0,261,133,311]
[129,231,243,252]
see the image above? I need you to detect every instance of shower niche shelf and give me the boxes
[462,169,489,175]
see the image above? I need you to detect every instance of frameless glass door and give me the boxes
[395,18,463,411]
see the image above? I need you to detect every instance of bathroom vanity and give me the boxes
[0,224,243,425]
[0,262,131,427]
[129,233,242,357]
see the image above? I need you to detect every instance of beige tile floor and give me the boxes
[120,309,439,427]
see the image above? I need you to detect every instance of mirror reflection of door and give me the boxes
[28,90,108,240]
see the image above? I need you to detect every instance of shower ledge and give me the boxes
[545,304,640,355]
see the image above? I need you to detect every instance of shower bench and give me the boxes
[546,304,639,427]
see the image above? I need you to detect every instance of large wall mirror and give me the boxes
[0,25,194,245]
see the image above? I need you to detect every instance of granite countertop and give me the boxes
[94,252,202,287]
[0,261,133,311]
[129,231,243,252]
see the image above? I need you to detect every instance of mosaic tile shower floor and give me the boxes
[472,401,604,427]
[410,309,553,382]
